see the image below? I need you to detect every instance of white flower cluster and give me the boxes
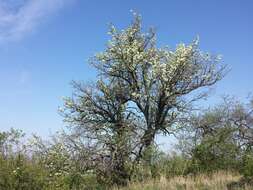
[95,22,203,89]
[91,18,222,114]
[43,143,71,179]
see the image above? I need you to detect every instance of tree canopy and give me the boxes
[60,14,226,185]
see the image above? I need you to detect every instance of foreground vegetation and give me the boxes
[1,13,253,189]
[116,172,253,190]
[1,127,253,189]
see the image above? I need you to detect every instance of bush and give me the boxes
[162,153,190,178]
[0,154,47,190]
[242,152,253,178]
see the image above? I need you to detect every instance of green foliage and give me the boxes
[131,148,190,182]
[0,129,105,190]
[162,153,190,178]
[190,134,240,173]
[176,97,253,175]
[241,151,253,178]
[0,154,47,190]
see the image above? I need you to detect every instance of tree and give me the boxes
[0,128,25,159]
[61,13,226,185]
[92,13,226,156]
[176,97,253,173]
[61,80,140,185]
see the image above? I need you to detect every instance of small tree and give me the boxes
[177,97,253,174]
[0,128,25,159]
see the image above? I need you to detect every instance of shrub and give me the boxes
[242,151,253,178]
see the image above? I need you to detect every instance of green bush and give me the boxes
[242,152,253,178]
[0,155,47,190]
[162,154,190,178]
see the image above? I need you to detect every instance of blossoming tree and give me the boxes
[61,13,226,185]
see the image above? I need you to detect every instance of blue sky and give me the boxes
[0,0,253,146]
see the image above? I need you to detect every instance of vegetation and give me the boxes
[115,172,250,190]
[1,14,253,189]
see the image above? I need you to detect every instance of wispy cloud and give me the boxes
[0,0,72,43]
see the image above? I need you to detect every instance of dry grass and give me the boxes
[114,171,252,190]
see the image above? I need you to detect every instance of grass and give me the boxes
[114,171,252,190]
